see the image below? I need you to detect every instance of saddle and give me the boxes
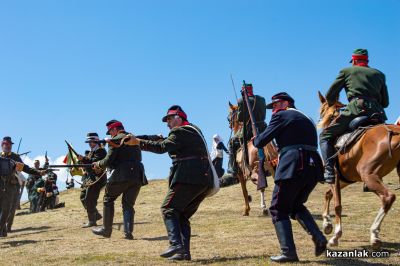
[335,113,385,150]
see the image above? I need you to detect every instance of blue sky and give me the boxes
[1,0,399,184]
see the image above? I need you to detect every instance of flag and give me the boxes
[64,142,84,177]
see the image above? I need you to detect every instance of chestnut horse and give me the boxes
[228,102,279,216]
[318,92,400,249]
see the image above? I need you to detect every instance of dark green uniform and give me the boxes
[139,124,213,259]
[26,172,41,212]
[320,57,389,184]
[79,146,107,225]
[227,94,267,174]
[320,65,389,141]
[0,152,41,236]
[93,131,145,238]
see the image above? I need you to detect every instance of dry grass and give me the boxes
[1,172,400,265]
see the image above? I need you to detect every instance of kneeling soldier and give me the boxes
[253,93,327,262]
[92,120,146,240]
[129,105,213,261]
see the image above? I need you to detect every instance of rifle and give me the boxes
[18,151,31,157]
[48,164,93,168]
[85,136,132,148]
[241,80,268,190]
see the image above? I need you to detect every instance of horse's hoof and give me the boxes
[371,239,382,250]
[243,212,249,216]
[328,238,338,247]
[323,223,333,235]
[262,209,270,216]
[247,195,252,202]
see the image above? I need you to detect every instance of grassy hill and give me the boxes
[1,173,399,265]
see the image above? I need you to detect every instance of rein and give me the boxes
[383,124,400,158]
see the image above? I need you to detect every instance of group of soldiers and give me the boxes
[0,48,392,262]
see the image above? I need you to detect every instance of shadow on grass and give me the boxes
[318,258,389,265]
[10,226,51,233]
[15,211,31,216]
[142,235,198,241]
[193,255,266,264]
[0,238,58,248]
[360,242,400,253]
[8,228,63,238]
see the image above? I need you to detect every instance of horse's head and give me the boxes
[317,91,346,129]
[228,101,241,132]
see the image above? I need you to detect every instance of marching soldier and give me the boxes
[253,93,327,262]
[130,105,213,261]
[78,133,107,228]
[92,120,146,240]
[0,137,45,236]
[223,83,267,180]
[320,49,389,184]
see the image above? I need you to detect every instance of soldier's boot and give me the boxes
[160,214,184,258]
[295,209,327,257]
[270,220,299,263]
[92,204,113,238]
[95,210,102,221]
[0,226,7,238]
[169,218,191,261]
[82,212,97,228]
[123,209,134,240]
[320,139,336,184]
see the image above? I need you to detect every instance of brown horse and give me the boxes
[318,91,400,249]
[228,102,279,216]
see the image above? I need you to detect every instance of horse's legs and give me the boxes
[322,187,333,235]
[323,182,350,235]
[259,189,269,216]
[328,176,343,247]
[363,175,396,249]
[238,172,251,216]
[396,163,400,190]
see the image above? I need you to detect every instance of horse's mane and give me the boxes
[318,91,345,129]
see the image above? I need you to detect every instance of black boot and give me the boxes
[123,209,134,240]
[92,204,113,238]
[82,212,97,228]
[169,217,191,261]
[270,220,299,263]
[295,209,327,257]
[160,213,184,258]
[320,139,336,184]
[95,210,102,221]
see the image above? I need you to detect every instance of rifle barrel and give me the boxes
[48,164,93,168]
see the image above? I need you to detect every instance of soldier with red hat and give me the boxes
[128,105,214,261]
[320,49,389,184]
[91,120,146,240]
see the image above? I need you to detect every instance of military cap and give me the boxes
[106,120,124,135]
[266,92,295,109]
[86,132,100,141]
[350,48,369,63]
[2,136,14,145]
[162,105,188,122]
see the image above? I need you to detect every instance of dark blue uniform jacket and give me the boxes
[253,109,324,182]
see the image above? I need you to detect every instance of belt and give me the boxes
[172,156,207,163]
[348,96,376,102]
[279,144,317,155]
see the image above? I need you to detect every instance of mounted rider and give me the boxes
[225,83,267,179]
[320,48,389,184]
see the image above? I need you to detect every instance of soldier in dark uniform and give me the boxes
[320,49,389,184]
[253,93,327,263]
[26,160,42,212]
[130,105,213,261]
[92,120,146,240]
[78,133,107,228]
[224,83,267,179]
[0,137,45,236]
